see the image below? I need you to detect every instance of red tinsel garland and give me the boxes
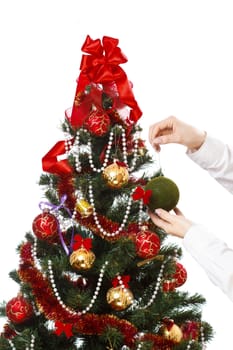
[18,241,176,349]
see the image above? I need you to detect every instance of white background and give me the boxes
[1,1,233,349]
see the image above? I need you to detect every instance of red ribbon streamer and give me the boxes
[112,275,130,288]
[132,186,152,205]
[42,140,73,175]
[72,234,93,251]
[70,35,142,127]
[54,321,73,338]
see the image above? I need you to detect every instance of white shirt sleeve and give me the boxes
[187,135,233,194]
[183,135,233,301]
[183,225,233,302]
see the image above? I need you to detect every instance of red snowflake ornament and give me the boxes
[32,210,59,241]
[135,229,160,259]
[84,109,111,136]
[163,261,187,291]
[6,295,33,324]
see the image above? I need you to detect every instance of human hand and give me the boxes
[149,207,193,238]
[148,116,206,152]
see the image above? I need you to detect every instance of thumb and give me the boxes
[153,134,175,146]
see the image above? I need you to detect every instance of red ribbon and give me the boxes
[72,234,93,251]
[132,186,152,205]
[112,275,130,288]
[115,160,127,167]
[54,321,73,338]
[42,140,73,175]
[70,35,142,127]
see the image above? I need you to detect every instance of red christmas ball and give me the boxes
[173,262,187,287]
[84,109,111,136]
[135,229,160,259]
[6,296,33,324]
[162,262,187,291]
[32,211,59,241]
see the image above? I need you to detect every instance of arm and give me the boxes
[149,209,233,302]
[183,224,233,302]
[149,116,233,194]
[187,135,233,194]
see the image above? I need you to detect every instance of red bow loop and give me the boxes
[132,186,152,205]
[112,275,130,288]
[81,35,103,56]
[54,321,73,338]
[73,234,93,251]
[42,140,73,175]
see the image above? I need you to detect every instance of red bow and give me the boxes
[112,275,130,288]
[42,140,73,175]
[115,160,127,167]
[54,321,73,338]
[70,35,142,127]
[132,186,152,205]
[72,234,93,251]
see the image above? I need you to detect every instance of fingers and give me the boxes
[149,210,169,232]
[154,208,173,221]
[149,208,193,238]
[148,118,172,144]
[148,116,176,147]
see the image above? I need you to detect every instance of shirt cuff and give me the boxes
[186,135,226,170]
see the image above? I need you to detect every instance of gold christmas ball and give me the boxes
[69,248,95,270]
[106,286,134,311]
[75,199,93,218]
[102,162,129,188]
[145,176,180,211]
[163,324,183,343]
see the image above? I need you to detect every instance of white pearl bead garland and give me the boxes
[47,260,109,316]
[130,261,165,311]
[31,239,42,273]
[68,126,140,174]
[88,184,135,237]
[185,326,206,350]
[87,129,114,173]
[116,274,134,305]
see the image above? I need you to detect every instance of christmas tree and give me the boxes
[0,35,213,350]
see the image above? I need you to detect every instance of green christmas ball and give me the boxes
[145,176,180,211]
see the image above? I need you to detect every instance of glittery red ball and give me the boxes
[162,262,187,291]
[32,211,59,241]
[173,262,187,287]
[135,230,161,259]
[84,109,111,136]
[6,296,33,324]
